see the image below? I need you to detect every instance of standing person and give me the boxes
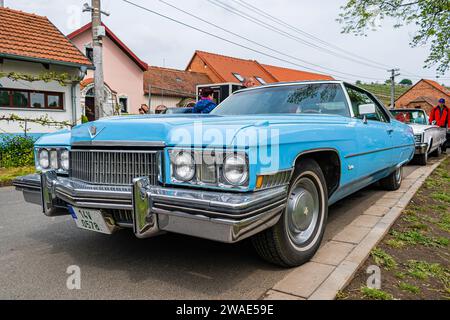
[193,88,217,114]
[429,98,449,152]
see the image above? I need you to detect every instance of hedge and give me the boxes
[0,135,36,168]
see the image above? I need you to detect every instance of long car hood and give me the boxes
[68,114,349,148]
[408,123,436,134]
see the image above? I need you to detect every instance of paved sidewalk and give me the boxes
[264,157,447,300]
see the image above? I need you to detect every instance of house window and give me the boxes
[86,47,94,62]
[0,88,64,110]
[232,73,244,82]
[119,97,128,113]
[31,92,45,108]
[255,76,267,85]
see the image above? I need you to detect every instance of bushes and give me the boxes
[0,135,36,168]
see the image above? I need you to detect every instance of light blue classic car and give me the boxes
[14,81,415,267]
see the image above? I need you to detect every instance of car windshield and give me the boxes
[391,110,427,125]
[211,83,350,116]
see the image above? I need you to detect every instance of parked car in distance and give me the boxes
[390,108,446,165]
[13,81,415,267]
[162,107,193,114]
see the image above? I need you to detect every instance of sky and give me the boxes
[6,0,449,85]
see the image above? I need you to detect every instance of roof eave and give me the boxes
[0,52,94,70]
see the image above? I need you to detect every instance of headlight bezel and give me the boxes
[38,149,50,170]
[35,147,70,173]
[168,149,249,189]
[171,150,196,182]
[223,154,249,186]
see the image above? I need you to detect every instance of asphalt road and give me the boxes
[0,161,433,299]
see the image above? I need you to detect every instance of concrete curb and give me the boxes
[263,157,447,300]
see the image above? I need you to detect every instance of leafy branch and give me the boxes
[0,71,81,86]
[337,0,450,74]
[0,114,73,131]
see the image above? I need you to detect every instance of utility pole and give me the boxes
[92,0,104,120]
[83,1,110,120]
[388,68,400,108]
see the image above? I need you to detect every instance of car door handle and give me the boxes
[387,129,394,134]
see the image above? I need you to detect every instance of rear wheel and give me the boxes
[252,159,328,267]
[379,166,403,191]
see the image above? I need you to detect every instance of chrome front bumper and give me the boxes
[13,172,287,243]
[415,143,428,155]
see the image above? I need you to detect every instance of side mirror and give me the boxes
[358,103,376,115]
[358,103,376,124]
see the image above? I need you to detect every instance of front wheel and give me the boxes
[252,159,328,267]
[431,145,442,157]
[416,152,428,166]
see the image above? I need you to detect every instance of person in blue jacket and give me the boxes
[193,87,217,114]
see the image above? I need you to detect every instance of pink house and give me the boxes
[67,23,148,118]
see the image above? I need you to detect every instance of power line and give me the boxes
[156,0,383,81]
[233,0,392,70]
[232,0,450,81]
[122,0,385,81]
[207,0,390,71]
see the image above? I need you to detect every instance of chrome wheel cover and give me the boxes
[395,166,402,184]
[285,176,320,246]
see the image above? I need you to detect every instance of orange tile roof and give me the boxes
[0,7,92,67]
[422,79,450,96]
[191,50,278,83]
[187,50,333,84]
[144,66,212,98]
[261,64,334,81]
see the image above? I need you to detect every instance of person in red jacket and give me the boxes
[429,98,449,127]
[429,98,449,152]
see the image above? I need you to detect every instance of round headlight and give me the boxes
[223,154,248,186]
[60,150,70,171]
[38,149,50,169]
[173,152,195,182]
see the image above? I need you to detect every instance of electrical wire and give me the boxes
[156,0,384,80]
[122,0,385,81]
[207,0,390,71]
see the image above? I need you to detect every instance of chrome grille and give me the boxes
[414,134,422,143]
[70,150,159,185]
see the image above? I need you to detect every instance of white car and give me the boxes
[391,109,447,165]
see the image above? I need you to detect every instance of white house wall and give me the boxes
[0,59,82,134]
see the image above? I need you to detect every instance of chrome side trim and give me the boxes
[71,140,166,147]
[345,144,415,158]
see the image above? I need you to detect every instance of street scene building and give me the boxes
[395,79,450,113]
[67,22,148,118]
[186,50,333,85]
[144,66,212,112]
[0,7,92,137]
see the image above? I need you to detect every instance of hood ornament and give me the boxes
[89,126,98,138]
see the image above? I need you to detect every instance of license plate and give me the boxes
[69,207,112,235]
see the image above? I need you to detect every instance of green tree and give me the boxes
[338,0,450,74]
[399,78,413,85]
